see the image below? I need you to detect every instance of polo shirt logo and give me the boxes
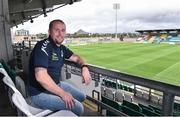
[41,40,49,56]
[52,53,59,61]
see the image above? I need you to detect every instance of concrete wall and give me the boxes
[0,0,13,61]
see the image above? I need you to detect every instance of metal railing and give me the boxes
[65,60,180,116]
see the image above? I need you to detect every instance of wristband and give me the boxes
[81,64,88,69]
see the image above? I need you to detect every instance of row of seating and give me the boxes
[135,89,163,105]
[101,96,146,116]
[0,61,77,116]
[101,86,133,102]
[101,95,161,116]
[102,78,180,111]
[102,79,135,93]
[101,93,180,116]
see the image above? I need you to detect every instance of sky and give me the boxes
[12,0,180,34]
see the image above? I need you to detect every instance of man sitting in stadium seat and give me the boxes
[28,19,92,116]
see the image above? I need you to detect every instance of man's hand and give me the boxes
[81,67,92,85]
[61,91,75,109]
[69,54,92,85]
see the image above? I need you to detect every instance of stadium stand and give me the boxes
[136,29,180,44]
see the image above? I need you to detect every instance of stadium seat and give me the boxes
[115,90,124,102]
[0,62,3,68]
[127,87,134,93]
[3,75,17,93]
[15,76,27,97]
[141,107,160,116]
[122,105,145,116]
[0,63,9,77]
[2,75,18,107]
[101,96,121,116]
[12,92,53,116]
[105,87,116,100]
[0,60,17,82]
[158,97,163,105]
[104,79,111,87]
[142,92,149,100]
[14,75,77,116]
[151,94,159,104]
[118,83,123,89]
[122,100,142,112]
[138,103,160,116]
[3,75,53,116]
[101,86,106,96]
[124,93,133,102]
[123,85,128,91]
[138,103,154,111]
[135,90,143,98]
[149,105,161,114]
[174,102,180,111]
[111,81,117,89]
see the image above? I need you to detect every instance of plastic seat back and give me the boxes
[3,75,19,93]
[12,92,33,116]
[15,76,27,97]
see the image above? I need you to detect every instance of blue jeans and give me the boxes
[29,82,86,115]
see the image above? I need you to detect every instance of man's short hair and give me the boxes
[49,19,65,30]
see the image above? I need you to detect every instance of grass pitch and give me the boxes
[69,43,180,86]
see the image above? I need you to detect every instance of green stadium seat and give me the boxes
[174,102,180,111]
[101,96,120,109]
[118,84,123,89]
[101,96,122,116]
[0,63,3,68]
[111,81,116,89]
[9,69,17,82]
[138,103,154,111]
[142,107,160,116]
[149,105,161,114]
[123,85,128,91]
[128,87,134,93]
[173,111,180,116]
[1,60,11,74]
[122,105,145,116]
[0,60,17,83]
[104,80,110,87]
[122,100,142,112]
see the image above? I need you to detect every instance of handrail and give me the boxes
[65,60,180,96]
[65,60,180,116]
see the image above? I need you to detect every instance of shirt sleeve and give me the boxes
[33,42,49,68]
[62,45,73,59]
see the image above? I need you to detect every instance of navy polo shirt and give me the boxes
[28,37,73,94]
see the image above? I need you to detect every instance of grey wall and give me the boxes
[0,0,13,61]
